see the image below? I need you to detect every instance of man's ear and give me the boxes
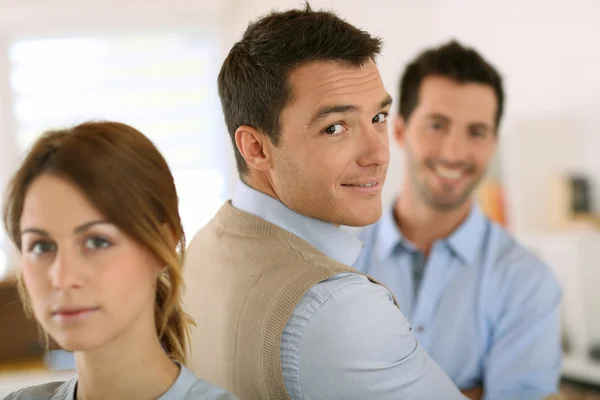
[394,116,407,148]
[235,126,273,172]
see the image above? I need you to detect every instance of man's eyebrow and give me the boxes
[424,113,451,122]
[308,104,362,128]
[379,95,393,110]
[308,94,393,128]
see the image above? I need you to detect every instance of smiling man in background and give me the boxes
[354,40,562,400]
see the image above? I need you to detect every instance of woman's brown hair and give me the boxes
[2,121,193,364]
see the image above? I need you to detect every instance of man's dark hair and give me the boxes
[399,40,505,131]
[218,4,383,175]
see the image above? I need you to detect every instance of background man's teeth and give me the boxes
[436,168,462,179]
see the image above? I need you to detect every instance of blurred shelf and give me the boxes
[563,355,600,386]
[0,357,44,372]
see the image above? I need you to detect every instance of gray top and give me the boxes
[3,364,238,400]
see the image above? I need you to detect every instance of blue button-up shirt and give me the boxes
[354,204,562,400]
[232,181,466,400]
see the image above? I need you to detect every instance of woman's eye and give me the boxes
[30,241,56,255]
[84,237,110,250]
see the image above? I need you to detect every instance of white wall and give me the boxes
[0,0,229,34]
[0,0,599,383]
[222,0,600,233]
[1,0,598,232]
[6,0,596,234]
[0,0,235,184]
[0,0,239,275]
[433,0,600,233]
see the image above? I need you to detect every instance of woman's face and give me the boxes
[19,174,163,352]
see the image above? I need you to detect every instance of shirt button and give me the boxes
[416,325,425,333]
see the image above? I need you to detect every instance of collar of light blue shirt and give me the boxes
[375,201,487,267]
[231,180,364,266]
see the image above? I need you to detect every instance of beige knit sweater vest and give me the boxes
[183,202,390,400]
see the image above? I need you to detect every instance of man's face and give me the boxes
[398,75,498,211]
[267,59,392,226]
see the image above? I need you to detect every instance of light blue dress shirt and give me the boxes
[354,204,563,400]
[232,181,467,400]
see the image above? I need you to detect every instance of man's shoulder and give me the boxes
[4,380,71,400]
[483,219,560,293]
[301,272,397,317]
[485,219,549,269]
[308,272,373,298]
[288,273,413,370]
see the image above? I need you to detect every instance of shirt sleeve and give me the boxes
[281,273,467,400]
[483,256,563,400]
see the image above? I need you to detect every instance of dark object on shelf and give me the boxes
[0,280,45,363]
[588,343,600,361]
[562,331,571,354]
[569,176,592,214]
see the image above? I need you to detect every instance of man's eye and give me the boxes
[471,129,488,138]
[373,112,388,123]
[323,123,345,135]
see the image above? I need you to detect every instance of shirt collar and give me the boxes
[374,205,407,260]
[231,180,364,266]
[445,205,487,266]
[375,202,487,267]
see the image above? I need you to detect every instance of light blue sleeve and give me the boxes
[281,273,467,400]
[483,257,563,400]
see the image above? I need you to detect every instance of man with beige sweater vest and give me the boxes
[183,5,467,400]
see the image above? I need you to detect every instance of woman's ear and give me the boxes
[161,223,178,248]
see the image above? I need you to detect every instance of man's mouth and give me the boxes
[434,165,465,180]
[342,182,378,187]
